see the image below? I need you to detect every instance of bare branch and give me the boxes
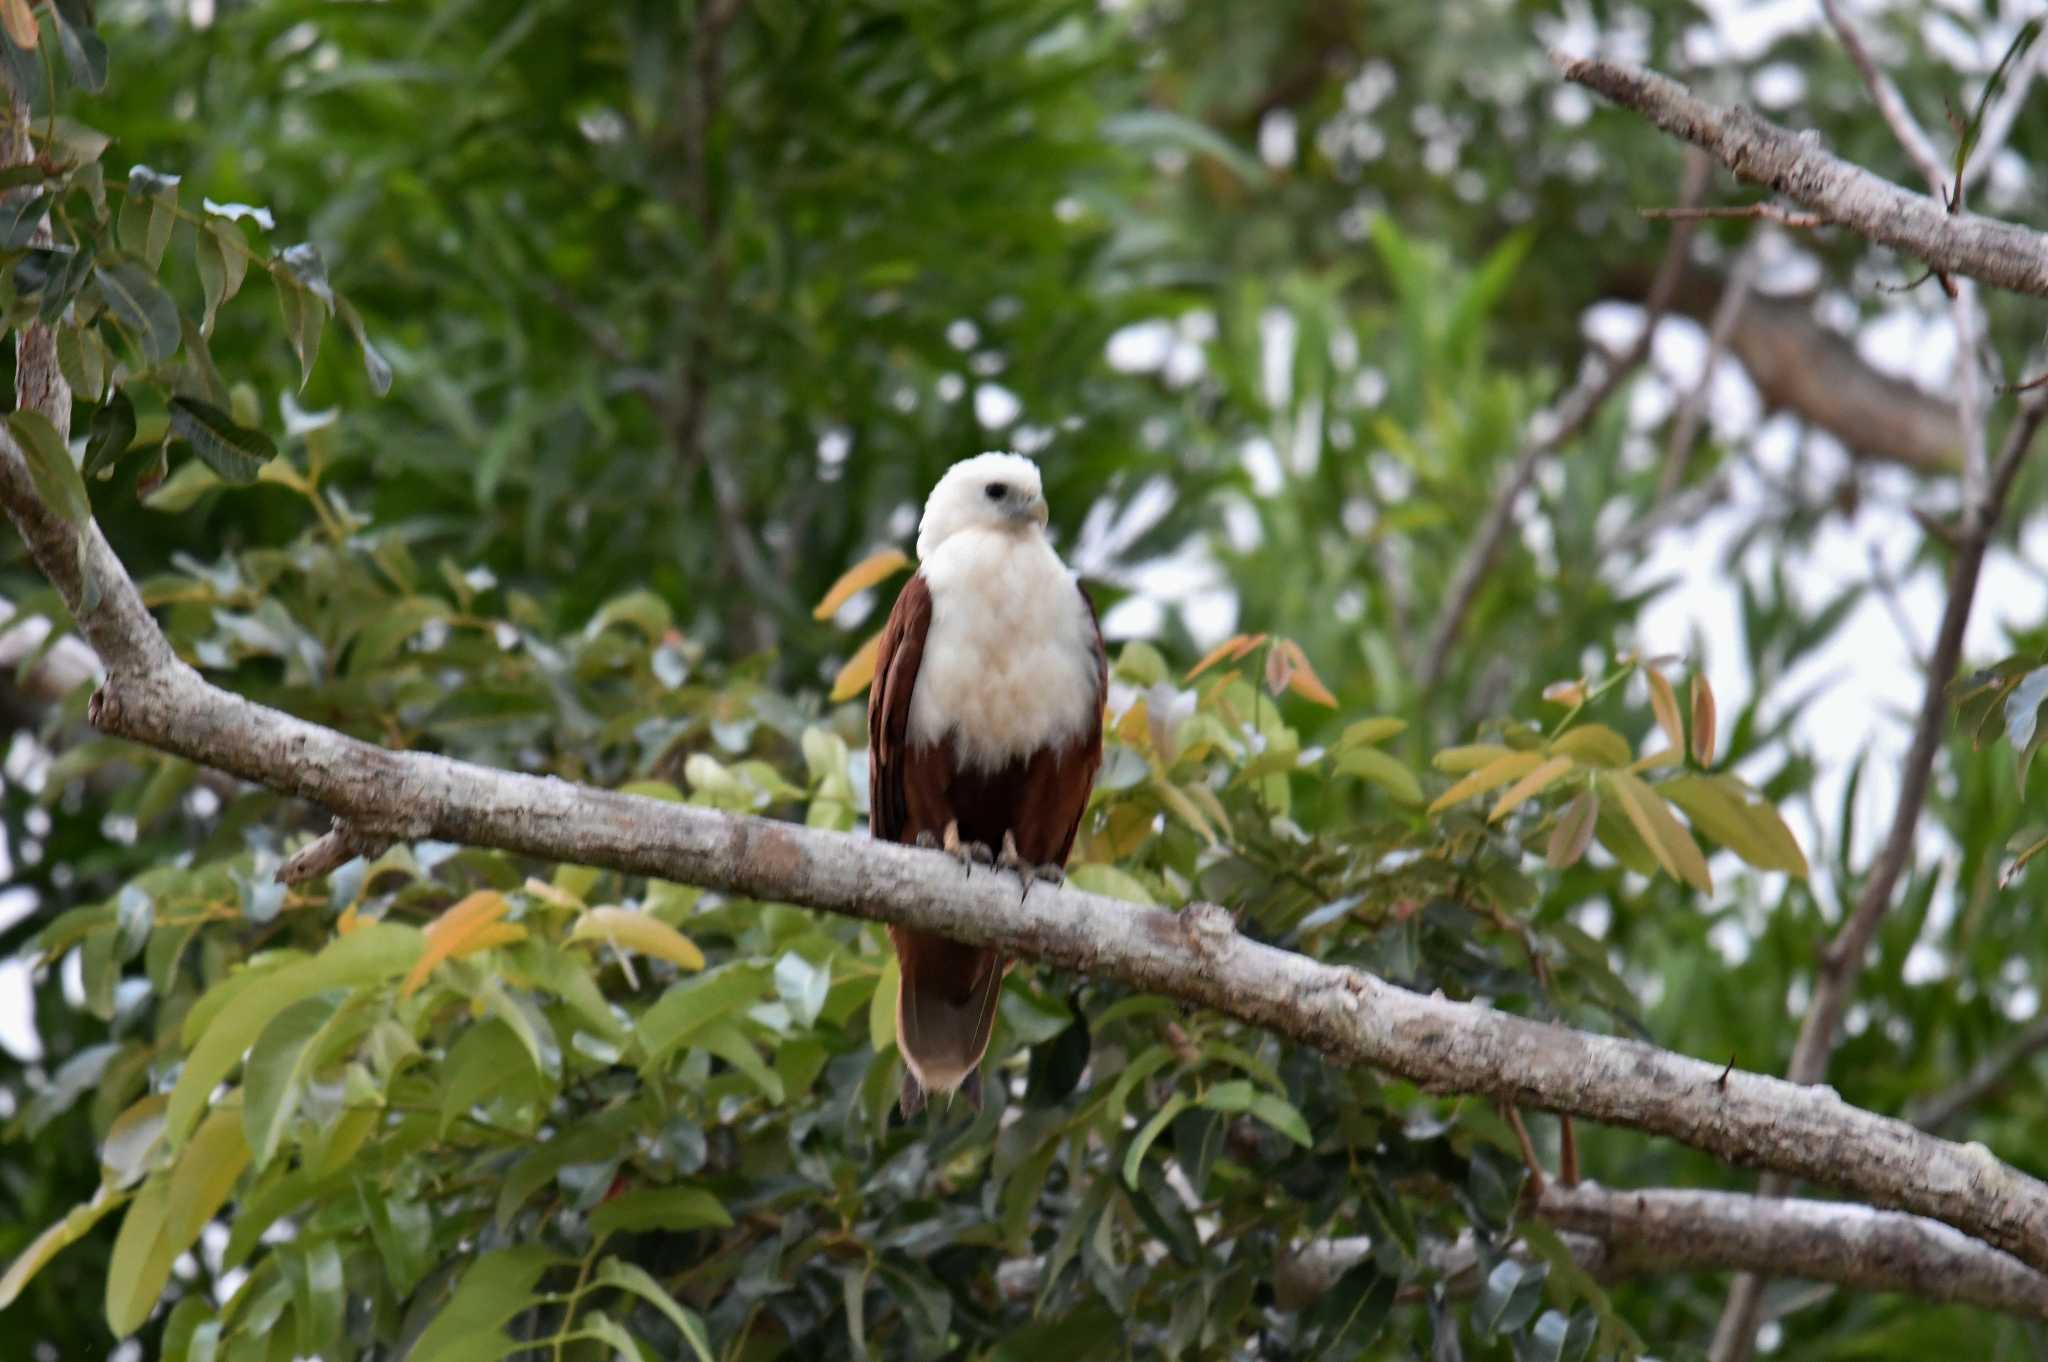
[1642,203,1826,229]
[1656,243,1758,506]
[1554,53,2048,298]
[1818,0,1948,193]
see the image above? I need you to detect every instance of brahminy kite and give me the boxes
[868,452,1106,1116]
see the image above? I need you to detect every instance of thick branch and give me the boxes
[7,463,2048,1279]
[1555,53,2048,298]
[1541,1184,2048,1317]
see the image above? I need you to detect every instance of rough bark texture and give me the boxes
[1556,52,2048,298]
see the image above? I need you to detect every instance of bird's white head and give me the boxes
[915,451,1049,560]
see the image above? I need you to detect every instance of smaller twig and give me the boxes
[1558,1114,1581,1188]
[1642,203,1826,229]
[1503,1102,1548,1199]
[277,818,394,885]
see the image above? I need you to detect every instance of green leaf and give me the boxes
[281,1237,344,1358]
[0,1184,126,1309]
[593,1258,716,1362]
[242,992,349,1170]
[589,1185,732,1238]
[1660,774,1808,877]
[1102,110,1268,188]
[635,962,770,1066]
[868,952,898,1054]
[1066,862,1154,904]
[575,1312,647,1362]
[1602,770,1712,893]
[273,262,326,392]
[1473,1257,1546,1337]
[337,296,392,396]
[1955,19,2042,188]
[160,1297,218,1362]
[94,261,180,364]
[57,322,105,404]
[106,1105,250,1336]
[1122,1092,1190,1187]
[0,189,51,246]
[49,0,106,93]
[9,408,88,526]
[166,395,275,483]
[195,227,228,337]
[406,1246,564,1362]
[358,1185,434,1297]
[1334,744,1423,803]
[166,923,421,1147]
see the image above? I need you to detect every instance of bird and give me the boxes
[867,452,1106,1117]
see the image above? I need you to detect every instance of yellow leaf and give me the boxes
[812,548,912,621]
[1487,755,1575,822]
[1186,633,1266,681]
[400,890,513,999]
[1644,666,1684,756]
[1279,640,1337,707]
[1691,673,1718,767]
[829,631,883,703]
[569,907,707,972]
[1115,697,1151,749]
[1549,724,1631,768]
[0,0,37,51]
[1603,771,1712,893]
[1428,751,1545,815]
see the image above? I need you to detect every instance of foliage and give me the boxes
[7,1,2048,1359]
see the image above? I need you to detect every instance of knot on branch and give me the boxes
[1181,900,1237,958]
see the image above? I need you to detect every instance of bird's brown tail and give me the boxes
[892,927,1004,1118]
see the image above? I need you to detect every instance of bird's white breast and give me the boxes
[908,528,1098,771]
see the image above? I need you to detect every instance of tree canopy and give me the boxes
[6,2,2048,1360]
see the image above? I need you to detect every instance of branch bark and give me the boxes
[1554,53,2048,298]
[10,440,2048,1288]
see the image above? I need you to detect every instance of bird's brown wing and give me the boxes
[868,571,934,846]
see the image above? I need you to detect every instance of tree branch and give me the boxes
[9,436,2048,1288]
[1907,1010,2048,1135]
[1554,52,2048,298]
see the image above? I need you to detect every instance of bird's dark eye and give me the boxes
[984,482,1008,501]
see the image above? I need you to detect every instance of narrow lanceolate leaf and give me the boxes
[1488,755,1574,822]
[336,297,392,396]
[0,1185,126,1309]
[568,907,706,971]
[1690,673,1718,767]
[1603,770,1712,893]
[83,388,137,479]
[813,547,911,620]
[106,1106,249,1337]
[273,269,325,391]
[1644,666,1684,755]
[595,1259,716,1362]
[1428,751,1545,815]
[401,890,517,999]
[8,410,89,527]
[241,993,349,1171]
[57,323,105,404]
[589,1186,731,1238]
[49,0,106,93]
[1546,788,1599,869]
[1186,632,1266,681]
[195,228,227,337]
[405,1247,565,1362]
[166,396,275,484]
[94,262,180,364]
[1275,638,1336,707]
[1432,742,1514,773]
[1660,774,1808,878]
[830,631,883,702]
[166,923,422,1147]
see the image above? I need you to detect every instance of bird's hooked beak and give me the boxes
[1009,490,1049,531]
